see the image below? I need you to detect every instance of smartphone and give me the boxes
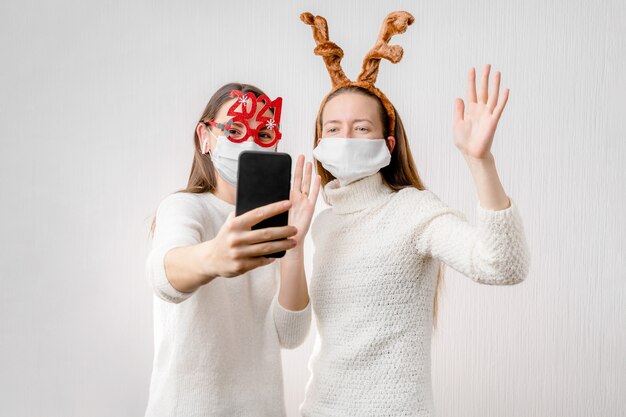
[235,150,292,258]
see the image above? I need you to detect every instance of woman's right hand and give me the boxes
[198,200,297,279]
[164,200,297,293]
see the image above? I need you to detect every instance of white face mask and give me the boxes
[313,138,391,186]
[203,132,269,186]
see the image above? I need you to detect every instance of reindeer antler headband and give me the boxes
[301,11,414,136]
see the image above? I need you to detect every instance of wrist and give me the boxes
[282,246,304,262]
[463,152,495,167]
[193,241,217,286]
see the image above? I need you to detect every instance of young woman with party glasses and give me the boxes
[144,83,320,417]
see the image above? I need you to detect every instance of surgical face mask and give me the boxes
[313,137,391,186]
[203,131,269,186]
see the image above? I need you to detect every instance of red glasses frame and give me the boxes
[205,90,283,148]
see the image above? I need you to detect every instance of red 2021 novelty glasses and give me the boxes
[206,90,283,148]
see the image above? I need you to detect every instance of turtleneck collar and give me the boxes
[324,173,393,214]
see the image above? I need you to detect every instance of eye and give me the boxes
[258,131,274,141]
[326,127,338,133]
[355,126,370,132]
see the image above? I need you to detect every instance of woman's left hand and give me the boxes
[453,64,509,161]
[288,155,321,250]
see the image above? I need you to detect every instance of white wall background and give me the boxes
[1,0,624,416]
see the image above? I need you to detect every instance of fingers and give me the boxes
[293,156,316,198]
[467,67,477,103]
[454,98,465,124]
[293,154,304,193]
[237,225,298,245]
[478,64,491,104]
[301,161,312,195]
[256,257,276,268]
[471,64,507,116]
[309,174,321,203]
[247,256,276,270]
[237,238,298,258]
[231,256,276,276]
[234,200,291,230]
[493,88,509,120]
[487,70,501,111]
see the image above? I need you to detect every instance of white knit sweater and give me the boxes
[144,191,311,417]
[301,173,530,417]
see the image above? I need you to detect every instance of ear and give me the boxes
[386,136,396,154]
[196,123,206,145]
[197,123,210,153]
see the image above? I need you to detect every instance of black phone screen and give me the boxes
[235,150,292,257]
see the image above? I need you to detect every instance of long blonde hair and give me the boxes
[314,85,445,328]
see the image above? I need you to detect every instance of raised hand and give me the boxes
[288,155,321,249]
[453,64,509,161]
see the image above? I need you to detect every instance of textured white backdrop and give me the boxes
[1,0,624,416]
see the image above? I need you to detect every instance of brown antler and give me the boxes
[357,11,414,85]
[300,12,350,87]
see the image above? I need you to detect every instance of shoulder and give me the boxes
[391,187,467,222]
[158,191,205,210]
[311,207,333,242]
[156,192,212,221]
[391,187,444,211]
[152,192,227,241]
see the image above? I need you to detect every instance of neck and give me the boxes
[324,172,393,214]
[213,175,236,205]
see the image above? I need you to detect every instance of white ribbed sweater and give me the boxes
[144,192,311,417]
[301,173,530,417]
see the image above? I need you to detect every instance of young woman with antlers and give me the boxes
[300,11,530,416]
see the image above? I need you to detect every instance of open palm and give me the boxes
[453,64,509,160]
[289,155,320,246]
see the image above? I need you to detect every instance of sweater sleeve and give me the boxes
[146,193,210,303]
[271,294,312,349]
[415,193,530,285]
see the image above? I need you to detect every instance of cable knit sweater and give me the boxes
[144,191,311,417]
[301,173,530,417]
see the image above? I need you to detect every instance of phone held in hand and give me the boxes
[235,151,292,258]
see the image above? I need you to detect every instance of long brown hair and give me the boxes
[184,82,269,194]
[314,85,445,328]
[150,82,268,234]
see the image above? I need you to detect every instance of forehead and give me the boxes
[215,97,237,120]
[322,92,381,123]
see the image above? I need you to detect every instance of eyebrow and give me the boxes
[323,119,373,127]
